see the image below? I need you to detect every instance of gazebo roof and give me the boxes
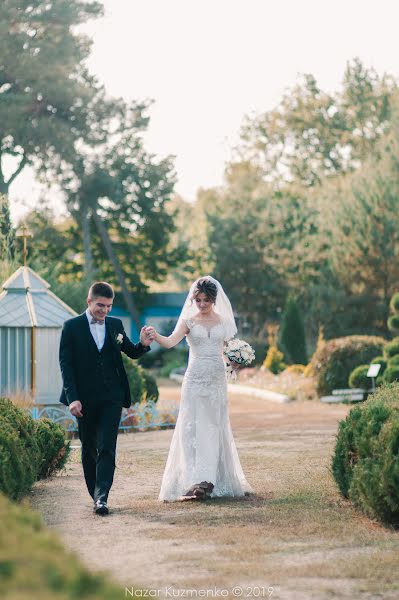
[0,267,77,328]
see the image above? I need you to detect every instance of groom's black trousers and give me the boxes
[77,396,123,503]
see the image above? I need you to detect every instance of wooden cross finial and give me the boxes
[16,223,33,268]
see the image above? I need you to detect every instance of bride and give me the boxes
[147,275,253,502]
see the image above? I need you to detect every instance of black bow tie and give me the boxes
[91,317,105,325]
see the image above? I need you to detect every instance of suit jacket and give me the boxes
[59,313,150,409]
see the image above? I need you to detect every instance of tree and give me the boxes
[159,189,220,292]
[59,99,184,326]
[21,100,186,323]
[206,162,288,334]
[238,59,397,187]
[278,296,307,365]
[328,168,399,334]
[0,0,103,195]
[0,193,15,258]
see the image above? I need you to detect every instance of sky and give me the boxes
[8,0,399,223]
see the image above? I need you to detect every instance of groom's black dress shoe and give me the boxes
[93,500,109,515]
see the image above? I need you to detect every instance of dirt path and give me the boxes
[29,384,399,600]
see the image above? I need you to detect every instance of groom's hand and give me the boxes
[140,326,155,346]
[69,400,83,418]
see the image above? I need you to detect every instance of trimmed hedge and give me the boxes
[371,355,387,373]
[388,292,399,334]
[0,401,142,598]
[390,292,399,314]
[122,357,159,404]
[35,419,70,479]
[140,367,159,403]
[309,335,385,396]
[388,354,399,368]
[332,383,399,526]
[122,355,144,403]
[0,492,132,599]
[0,398,70,501]
[385,337,399,359]
[388,315,399,333]
[383,366,399,384]
[348,365,370,390]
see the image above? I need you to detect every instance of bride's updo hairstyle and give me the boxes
[191,277,218,304]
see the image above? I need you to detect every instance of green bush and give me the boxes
[385,337,399,359]
[122,355,145,403]
[332,404,363,497]
[371,355,387,374]
[0,398,69,501]
[383,366,399,384]
[388,292,399,335]
[138,345,189,369]
[122,357,160,404]
[0,492,135,599]
[247,338,269,366]
[263,345,286,374]
[159,358,185,378]
[138,347,164,368]
[390,292,399,314]
[158,348,188,378]
[388,354,399,368]
[0,419,37,501]
[332,383,399,526]
[388,315,399,334]
[139,367,159,403]
[0,398,40,500]
[309,335,385,396]
[278,295,307,365]
[35,419,70,479]
[348,365,370,390]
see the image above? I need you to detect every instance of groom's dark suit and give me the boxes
[59,313,150,503]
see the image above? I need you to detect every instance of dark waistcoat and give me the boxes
[91,331,124,402]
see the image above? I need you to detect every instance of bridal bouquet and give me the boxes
[224,338,255,380]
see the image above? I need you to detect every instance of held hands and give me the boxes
[140,326,157,346]
[69,400,83,418]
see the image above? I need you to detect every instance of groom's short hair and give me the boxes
[88,281,115,300]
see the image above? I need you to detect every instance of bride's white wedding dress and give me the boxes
[159,317,253,501]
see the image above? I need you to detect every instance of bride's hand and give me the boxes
[145,326,157,342]
[140,326,156,345]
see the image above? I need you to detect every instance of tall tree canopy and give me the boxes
[0,0,103,194]
[59,99,185,320]
[238,58,397,187]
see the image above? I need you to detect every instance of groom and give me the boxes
[59,281,154,515]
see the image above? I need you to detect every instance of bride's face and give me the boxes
[195,292,214,316]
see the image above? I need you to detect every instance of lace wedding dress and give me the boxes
[159,317,253,501]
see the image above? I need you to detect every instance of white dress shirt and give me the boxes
[86,308,106,351]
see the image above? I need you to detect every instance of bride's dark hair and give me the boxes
[191,277,218,304]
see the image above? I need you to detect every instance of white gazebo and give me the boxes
[0,266,77,404]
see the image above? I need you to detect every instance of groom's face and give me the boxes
[87,295,113,321]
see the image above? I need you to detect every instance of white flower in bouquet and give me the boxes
[223,338,255,380]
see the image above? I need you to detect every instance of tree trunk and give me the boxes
[0,152,9,195]
[92,209,141,331]
[81,203,95,279]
